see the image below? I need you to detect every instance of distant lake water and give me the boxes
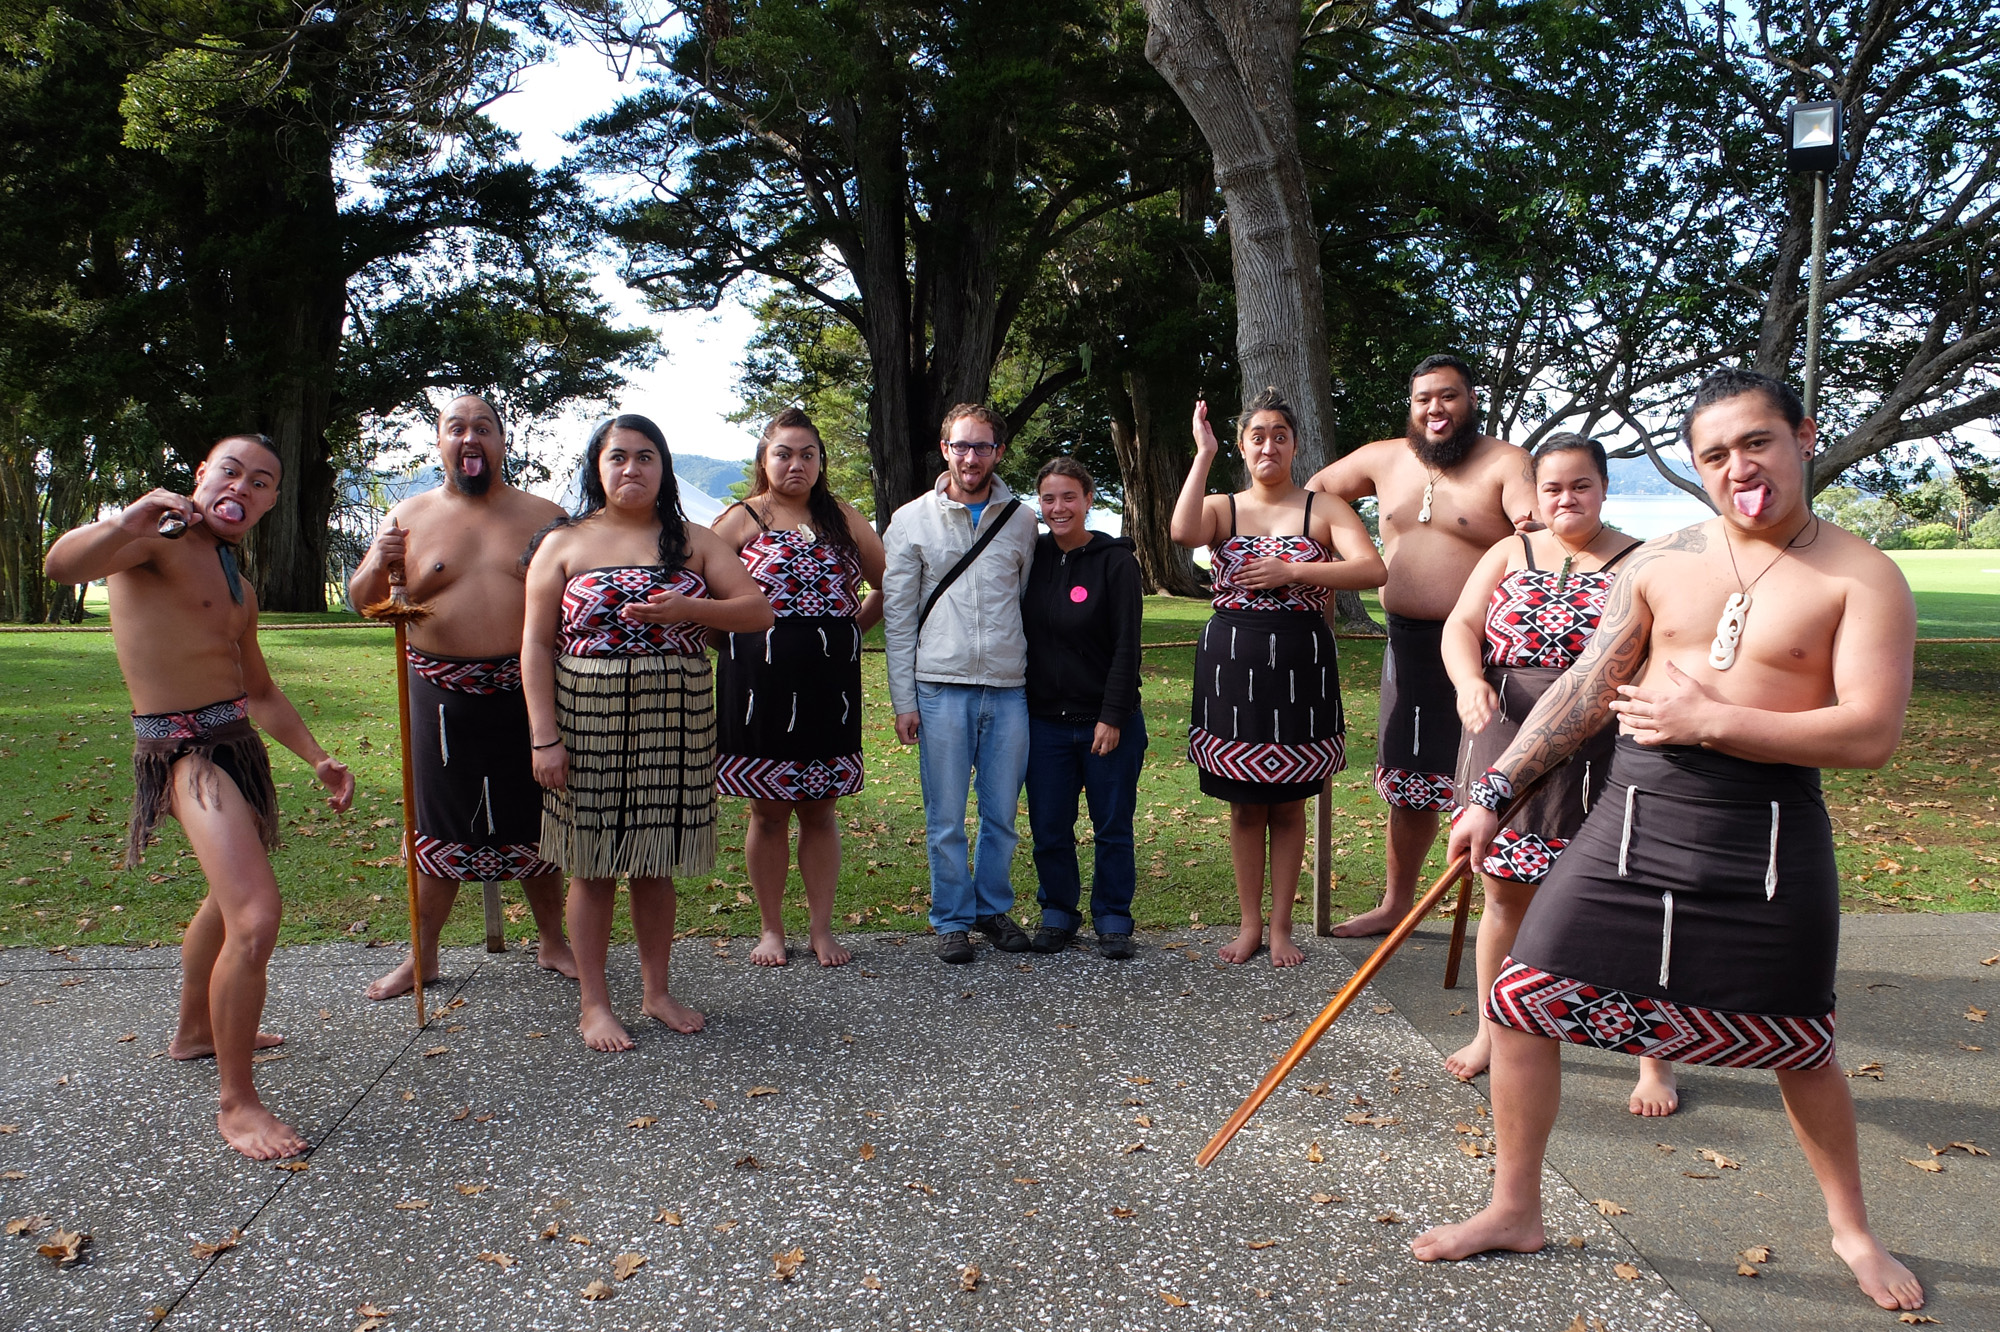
[1601,493,1716,539]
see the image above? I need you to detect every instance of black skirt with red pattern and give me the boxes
[1189,608,1345,804]
[1487,738,1839,1069]
[1453,665,1615,883]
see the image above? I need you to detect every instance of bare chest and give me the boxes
[1646,558,1843,686]
[402,522,531,603]
[1376,467,1510,545]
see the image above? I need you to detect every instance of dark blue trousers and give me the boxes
[1025,709,1147,935]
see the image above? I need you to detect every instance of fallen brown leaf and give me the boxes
[568,1235,592,1246]
[1949,1140,1990,1156]
[450,1107,471,1122]
[37,1228,86,1264]
[1305,1141,1325,1164]
[1614,1261,1641,1280]
[1371,1004,1395,1015]
[1245,1239,1277,1250]
[700,1098,718,1110]
[1013,1177,1040,1185]
[859,1142,876,1161]
[1159,1290,1189,1307]
[1741,1244,1772,1264]
[1309,1192,1337,1205]
[771,1246,803,1282]
[626,1116,657,1129]
[580,1279,614,1301]
[655,1209,682,1226]
[273,1161,309,1173]
[903,1181,937,1195]
[455,1184,488,1196]
[476,1251,515,1270]
[1904,1157,1945,1173]
[1681,1171,1719,1179]
[6,1214,47,1235]
[1697,1149,1741,1170]
[1122,1142,1147,1155]
[356,1321,387,1332]
[189,1228,241,1258]
[746,1086,780,1098]
[421,1046,448,1058]
[1968,1005,1989,1023]
[392,1198,429,1211]
[1983,953,1999,966]
[713,1219,739,1233]
[0,1172,22,1180]
[1133,1115,1154,1129]
[861,1274,884,1290]
[612,1251,647,1281]
[538,1222,560,1241]
[0,1125,16,1134]
[1127,1076,1154,1085]
[1897,1314,1939,1324]
[1567,1236,1587,1249]
[1448,1004,1468,1016]
[959,1264,982,1292]
[1110,1206,1136,1218]
[1737,1262,1760,1277]
[1374,1212,1403,1225]
[117,1033,135,1043]
[356,1305,392,1319]
[734,1155,761,1170]
[1846,1061,1885,1080]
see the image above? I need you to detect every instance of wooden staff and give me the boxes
[1196,774,1548,1168]
[1442,869,1476,990]
[361,521,434,1027]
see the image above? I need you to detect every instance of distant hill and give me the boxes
[673,453,753,497]
[1609,454,1698,496]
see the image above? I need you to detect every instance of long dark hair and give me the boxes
[523,414,690,570]
[744,407,857,561]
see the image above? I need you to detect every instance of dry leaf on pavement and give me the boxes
[626,1117,657,1130]
[356,1305,392,1320]
[959,1264,982,1292]
[1949,1140,1990,1155]
[1245,1239,1277,1250]
[1374,1212,1403,1225]
[746,1086,780,1098]
[859,1143,876,1161]
[1737,1262,1760,1277]
[734,1155,761,1170]
[580,1279,614,1301]
[1846,1062,1885,1080]
[1159,1291,1189,1307]
[770,1247,803,1282]
[1593,1200,1629,1217]
[455,1184,487,1196]
[1697,1149,1741,1170]
[612,1252,646,1281]
[476,1251,515,1270]
[6,1215,47,1236]
[861,1274,884,1290]
[1305,1141,1325,1164]
[655,1209,683,1226]
[1897,1314,1939,1324]
[421,1046,448,1058]
[392,1199,429,1211]
[1110,1206,1136,1218]
[189,1228,241,1258]
[274,1160,308,1173]
[1968,1005,1989,1023]
[1309,1192,1337,1205]
[1122,1142,1147,1155]
[1613,1261,1640,1280]
[538,1223,560,1241]
[1904,1157,1945,1173]
[713,1219,739,1233]
[1740,1245,1771,1263]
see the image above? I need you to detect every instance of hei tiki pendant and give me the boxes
[1709,591,1751,670]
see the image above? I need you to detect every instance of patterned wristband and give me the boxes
[1468,768,1513,812]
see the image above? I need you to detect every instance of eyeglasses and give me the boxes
[945,442,998,457]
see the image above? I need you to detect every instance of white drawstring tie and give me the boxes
[1765,801,1780,899]
[1618,784,1638,876]
[1658,890,1675,986]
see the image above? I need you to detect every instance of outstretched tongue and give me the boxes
[461,452,485,477]
[212,498,244,523]
[1733,484,1770,519]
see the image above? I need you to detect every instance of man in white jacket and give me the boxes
[883,403,1041,963]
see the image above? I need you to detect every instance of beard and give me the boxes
[1406,413,1482,471]
[447,463,493,496]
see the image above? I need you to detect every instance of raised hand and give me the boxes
[121,489,199,539]
[1192,399,1221,458]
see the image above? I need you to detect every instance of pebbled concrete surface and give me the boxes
[0,933,1710,1332]
[1336,909,2000,1332]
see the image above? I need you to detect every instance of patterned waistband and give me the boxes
[132,696,249,740]
[406,647,523,694]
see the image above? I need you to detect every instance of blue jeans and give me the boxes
[1025,708,1147,936]
[917,683,1031,933]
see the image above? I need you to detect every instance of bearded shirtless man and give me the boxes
[1307,354,1536,936]
[348,394,576,1000]
[1412,369,1924,1314]
[45,435,355,1160]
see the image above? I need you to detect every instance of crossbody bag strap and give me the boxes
[917,498,1023,633]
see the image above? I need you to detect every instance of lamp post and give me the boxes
[1786,99,1843,492]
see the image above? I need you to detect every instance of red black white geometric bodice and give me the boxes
[1480,538,1639,669]
[559,566,710,657]
[1208,493,1329,614]
[739,529,862,619]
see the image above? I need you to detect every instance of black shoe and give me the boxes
[1030,925,1076,954]
[936,930,975,964]
[975,913,1032,953]
[1097,932,1135,960]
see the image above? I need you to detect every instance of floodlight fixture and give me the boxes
[1786,101,1844,174]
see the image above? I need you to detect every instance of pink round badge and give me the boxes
[1069,586,1089,603]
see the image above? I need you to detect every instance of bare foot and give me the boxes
[749,931,790,967]
[809,930,852,968]
[1410,1204,1546,1262]
[169,1030,283,1061]
[1445,1031,1491,1082]
[1628,1060,1679,1116]
[1268,932,1305,968]
[365,956,440,1002]
[1217,925,1263,964]
[1330,902,1408,938]
[536,939,579,979]
[579,1004,635,1052]
[1830,1230,1924,1311]
[217,1102,307,1160]
[643,994,706,1034]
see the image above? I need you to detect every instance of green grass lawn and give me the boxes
[1,588,1995,952]
[1888,550,2000,637]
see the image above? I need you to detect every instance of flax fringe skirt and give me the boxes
[540,653,718,879]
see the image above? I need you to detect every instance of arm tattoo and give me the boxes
[1491,526,1707,788]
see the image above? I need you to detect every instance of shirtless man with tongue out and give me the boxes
[1413,368,1924,1314]
[348,394,576,1000]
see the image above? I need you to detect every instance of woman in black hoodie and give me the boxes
[1021,457,1146,959]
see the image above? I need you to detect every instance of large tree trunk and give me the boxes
[1141,0,1335,477]
[1110,371,1206,596]
[0,418,49,624]
[239,270,345,612]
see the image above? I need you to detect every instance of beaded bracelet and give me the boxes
[1467,767,1513,812]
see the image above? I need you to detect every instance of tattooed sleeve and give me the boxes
[1489,524,1708,792]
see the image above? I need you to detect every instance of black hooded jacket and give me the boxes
[1021,531,1143,725]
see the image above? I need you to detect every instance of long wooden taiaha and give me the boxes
[1196,774,1548,1167]
[360,524,435,1028]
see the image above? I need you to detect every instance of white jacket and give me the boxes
[882,473,1039,712]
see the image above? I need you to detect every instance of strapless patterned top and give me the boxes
[740,529,863,618]
[1209,491,1329,614]
[560,566,710,657]
[1481,537,1640,669]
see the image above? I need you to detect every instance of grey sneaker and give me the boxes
[936,930,975,964]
